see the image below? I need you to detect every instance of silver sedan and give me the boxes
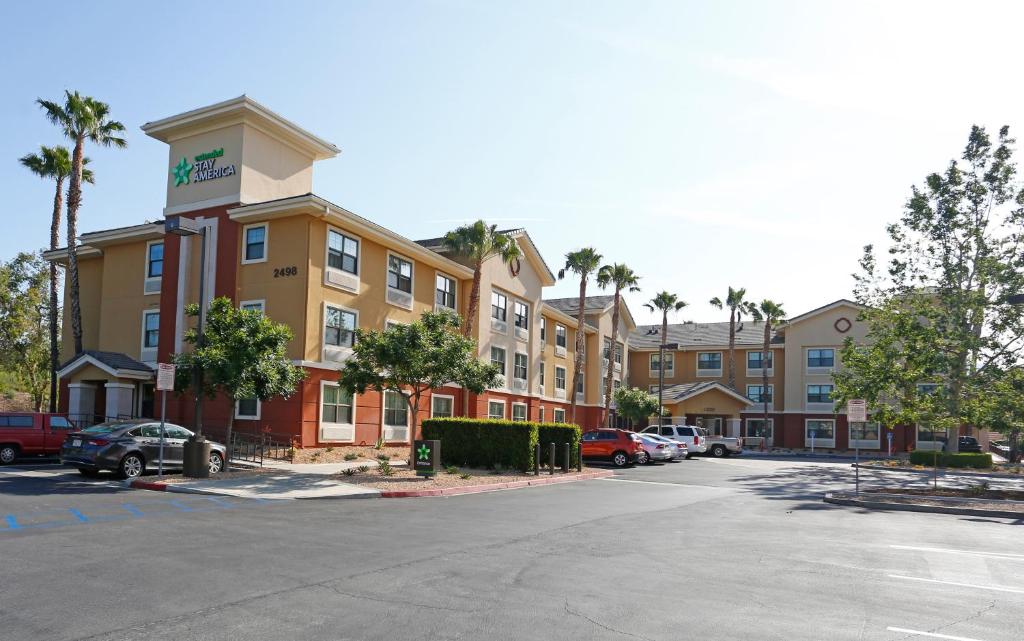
[637,434,677,464]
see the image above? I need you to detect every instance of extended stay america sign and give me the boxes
[171,147,237,187]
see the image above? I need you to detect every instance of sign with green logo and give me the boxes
[413,439,441,477]
[171,148,236,187]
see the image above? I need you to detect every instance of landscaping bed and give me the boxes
[290,445,410,465]
[858,458,1023,475]
[868,487,1024,501]
[149,467,276,484]
[332,464,582,491]
[825,489,1024,518]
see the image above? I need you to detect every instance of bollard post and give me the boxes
[534,443,541,476]
[562,443,570,473]
[549,442,556,475]
[577,441,583,472]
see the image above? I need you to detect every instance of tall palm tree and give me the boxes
[37,91,126,355]
[709,286,757,390]
[750,299,785,448]
[596,263,640,424]
[443,220,521,338]
[19,146,94,411]
[644,291,687,426]
[558,248,603,424]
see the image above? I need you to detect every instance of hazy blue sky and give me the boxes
[2,1,1021,324]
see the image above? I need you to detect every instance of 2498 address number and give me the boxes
[273,266,298,278]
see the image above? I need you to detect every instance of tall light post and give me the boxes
[658,342,678,427]
[164,216,212,478]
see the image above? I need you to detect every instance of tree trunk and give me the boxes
[48,176,64,412]
[570,276,587,424]
[225,408,235,466]
[727,309,736,389]
[66,136,85,355]
[762,321,771,450]
[604,289,621,425]
[659,312,668,425]
[463,263,482,338]
[406,390,422,466]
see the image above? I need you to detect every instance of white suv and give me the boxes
[642,425,708,456]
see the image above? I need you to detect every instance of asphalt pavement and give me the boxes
[1,457,1021,641]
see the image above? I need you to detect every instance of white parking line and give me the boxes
[597,478,734,490]
[888,574,1024,595]
[886,626,990,641]
[891,545,1024,561]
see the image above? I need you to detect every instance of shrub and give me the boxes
[908,450,993,469]
[445,464,459,475]
[422,418,537,471]
[377,460,394,476]
[537,422,583,469]
[357,465,370,473]
[459,472,472,480]
[341,468,357,476]
[344,452,359,461]
[376,453,391,461]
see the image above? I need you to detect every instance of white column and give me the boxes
[727,418,742,438]
[67,383,96,422]
[105,382,136,420]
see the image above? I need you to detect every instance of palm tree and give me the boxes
[558,248,603,424]
[644,292,687,426]
[709,286,757,390]
[596,263,640,425]
[750,299,785,449]
[19,146,94,411]
[37,91,126,355]
[443,220,521,338]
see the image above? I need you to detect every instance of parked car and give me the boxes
[641,424,707,457]
[957,436,982,453]
[639,434,687,461]
[581,429,645,467]
[60,420,226,479]
[0,413,78,464]
[636,434,677,464]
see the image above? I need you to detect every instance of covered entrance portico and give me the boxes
[57,351,155,427]
[657,382,754,438]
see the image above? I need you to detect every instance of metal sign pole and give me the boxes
[855,422,860,496]
[158,390,166,477]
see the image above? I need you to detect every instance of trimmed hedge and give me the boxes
[909,450,993,469]
[537,422,583,468]
[421,418,581,472]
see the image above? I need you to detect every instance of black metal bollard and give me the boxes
[549,442,556,475]
[562,443,570,473]
[534,443,541,476]
[577,441,583,472]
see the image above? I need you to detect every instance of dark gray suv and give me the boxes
[60,420,226,478]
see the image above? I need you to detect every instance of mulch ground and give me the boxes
[868,487,1024,501]
[152,467,277,484]
[291,445,410,465]
[332,465,568,491]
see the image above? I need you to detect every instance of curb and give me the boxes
[126,479,169,491]
[852,463,1022,480]
[823,491,1024,519]
[379,469,614,498]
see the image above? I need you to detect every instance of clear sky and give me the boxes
[2,0,1021,325]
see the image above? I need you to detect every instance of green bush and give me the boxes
[422,418,538,471]
[537,422,583,468]
[909,450,993,469]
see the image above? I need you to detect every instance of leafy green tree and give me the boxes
[613,386,662,429]
[749,300,785,443]
[596,263,640,422]
[0,253,52,411]
[974,368,1024,463]
[19,145,92,410]
[337,311,501,460]
[37,91,126,355]
[559,247,603,423]
[644,291,687,426]
[442,221,521,338]
[710,287,757,389]
[849,125,1024,452]
[172,297,306,460]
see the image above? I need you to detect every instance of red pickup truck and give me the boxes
[0,413,78,464]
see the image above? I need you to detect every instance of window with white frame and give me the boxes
[575,373,584,395]
[747,350,772,371]
[488,400,505,420]
[490,346,507,379]
[383,390,408,427]
[491,291,507,322]
[327,229,359,275]
[614,342,623,365]
[553,408,566,423]
[514,352,528,381]
[144,240,163,295]
[807,348,835,368]
[540,317,547,343]
[243,224,267,263]
[387,255,413,294]
[431,394,454,418]
[538,407,545,422]
[916,423,944,448]
[850,421,881,448]
[697,352,722,373]
[555,324,567,349]
[745,418,773,439]
[746,384,773,404]
[512,403,527,421]
[539,361,546,386]
[603,338,612,360]
[141,311,160,350]
[806,384,834,404]
[555,366,567,390]
[320,382,354,441]
[435,274,456,310]
[236,397,260,419]
[513,300,529,331]
[649,352,674,375]
[325,306,356,348]
[806,419,835,446]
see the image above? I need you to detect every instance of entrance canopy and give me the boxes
[657,381,754,437]
[58,351,154,426]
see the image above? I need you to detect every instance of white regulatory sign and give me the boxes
[156,363,176,392]
[847,399,867,423]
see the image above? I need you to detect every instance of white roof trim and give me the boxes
[57,354,153,381]
[667,382,754,406]
[783,299,864,327]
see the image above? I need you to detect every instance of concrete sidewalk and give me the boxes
[132,472,381,500]
[240,459,408,475]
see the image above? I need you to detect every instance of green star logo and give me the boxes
[417,444,431,461]
[172,157,193,186]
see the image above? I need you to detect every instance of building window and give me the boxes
[555,366,567,390]
[614,342,623,365]
[851,421,881,447]
[746,385,772,404]
[538,407,545,422]
[745,418,773,439]
[806,419,835,444]
[697,352,722,372]
[539,361,546,386]
[747,351,772,370]
[240,300,265,314]
[243,224,267,263]
[384,390,408,427]
[553,408,566,423]
[488,400,505,420]
[575,373,584,395]
[236,397,260,419]
[807,348,835,368]
[603,338,612,360]
[650,352,674,374]
[431,394,454,418]
[555,324,567,348]
[540,318,547,343]
[514,352,528,381]
[322,385,353,424]
[490,346,507,381]
[327,229,359,275]
[142,311,159,349]
[435,274,456,310]
[512,403,527,421]
[325,306,357,347]
[807,384,834,404]
[387,255,413,294]
[147,241,163,278]
[513,301,529,330]
[491,291,507,322]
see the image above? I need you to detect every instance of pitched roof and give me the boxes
[782,298,863,326]
[415,228,555,285]
[629,320,781,350]
[57,350,154,379]
[542,295,617,315]
[658,381,754,405]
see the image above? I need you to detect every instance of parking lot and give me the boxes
[1,455,1022,641]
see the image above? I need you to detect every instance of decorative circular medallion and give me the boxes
[509,257,522,277]
[834,317,852,333]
